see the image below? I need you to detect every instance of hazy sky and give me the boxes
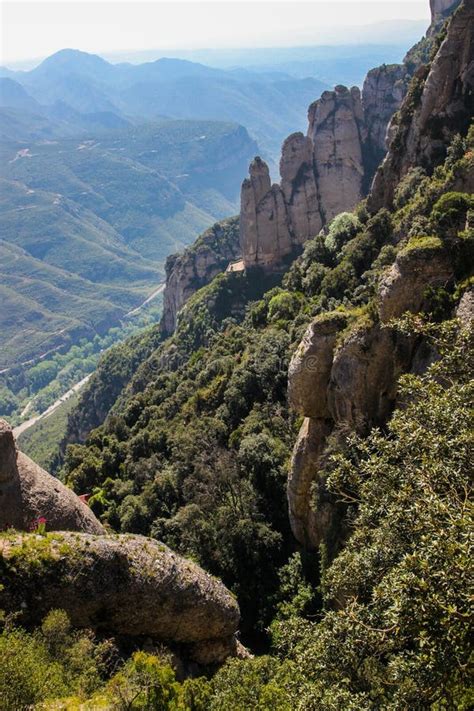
[1,0,431,66]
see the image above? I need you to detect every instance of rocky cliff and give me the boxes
[430,0,461,24]
[239,78,407,270]
[287,0,474,550]
[287,238,461,548]
[161,216,240,335]
[369,0,474,211]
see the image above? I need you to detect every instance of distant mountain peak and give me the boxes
[34,48,114,76]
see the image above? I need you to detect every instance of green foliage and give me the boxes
[271,322,473,710]
[0,610,115,710]
[210,656,294,711]
[267,290,303,323]
[431,191,474,232]
[324,212,362,254]
[400,235,443,254]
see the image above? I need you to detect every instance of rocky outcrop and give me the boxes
[362,64,409,172]
[378,240,453,323]
[280,132,323,244]
[240,79,408,269]
[0,532,240,664]
[456,287,474,325]
[430,0,461,24]
[309,86,367,222]
[0,419,104,534]
[370,0,474,211]
[287,238,458,548]
[161,217,240,335]
[288,312,347,419]
[288,418,333,548]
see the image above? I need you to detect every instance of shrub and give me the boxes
[431,191,474,232]
[267,291,303,323]
[325,213,361,254]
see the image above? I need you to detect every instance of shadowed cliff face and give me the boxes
[430,0,461,24]
[369,0,474,211]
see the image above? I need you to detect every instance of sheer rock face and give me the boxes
[240,78,406,269]
[430,0,460,23]
[370,0,474,210]
[288,313,347,419]
[378,243,454,323]
[288,418,333,548]
[308,86,367,223]
[362,65,409,162]
[0,419,104,535]
[161,217,240,335]
[0,532,240,664]
[280,132,323,245]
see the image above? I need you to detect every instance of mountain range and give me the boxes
[0,49,330,157]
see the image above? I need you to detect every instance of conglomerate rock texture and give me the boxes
[240,78,407,269]
[0,531,241,664]
[286,239,459,549]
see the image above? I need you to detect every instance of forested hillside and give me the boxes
[0,120,256,368]
[1,1,472,709]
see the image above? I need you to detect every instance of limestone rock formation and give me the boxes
[0,532,240,664]
[370,0,474,210]
[287,238,458,547]
[309,86,367,223]
[161,217,240,335]
[280,132,322,245]
[288,418,334,548]
[430,0,461,24]
[0,419,104,534]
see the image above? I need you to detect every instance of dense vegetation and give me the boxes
[2,12,472,705]
[0,301,163,470]
[2,318,471,710]
[61,129,473,652]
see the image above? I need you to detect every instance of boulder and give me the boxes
[0,419,104,535]
[0,531,240,664]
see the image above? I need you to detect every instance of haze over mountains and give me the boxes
[0,35,420,367]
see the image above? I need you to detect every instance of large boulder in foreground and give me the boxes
[0,419,104,534]
[0,531,241,664]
